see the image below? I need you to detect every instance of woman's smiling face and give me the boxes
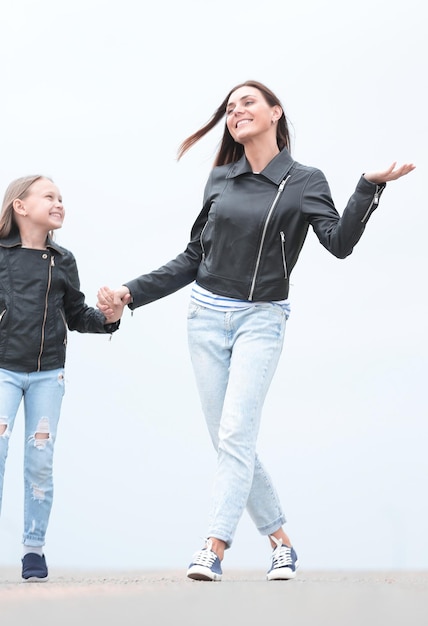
[226,86,281,145]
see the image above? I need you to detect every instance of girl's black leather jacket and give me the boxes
[125,148,386,307]
[0,233,119,372]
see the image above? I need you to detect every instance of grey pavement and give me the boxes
[1,568,427,625]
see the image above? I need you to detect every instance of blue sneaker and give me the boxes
[22,553,49,582]
[266,536,299,580]
[187,539,222,581]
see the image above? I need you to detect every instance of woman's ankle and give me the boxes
[208,537,226,561]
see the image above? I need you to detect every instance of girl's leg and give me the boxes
[22,369,65,548]
[0,368,25,515]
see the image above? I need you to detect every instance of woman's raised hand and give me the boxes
[364,162,416,184]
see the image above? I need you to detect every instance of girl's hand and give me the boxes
[97,285,132,322]
[364,162,416,184]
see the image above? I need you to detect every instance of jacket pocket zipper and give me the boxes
[280,231,288,278]
[60,309,67,346]
[200,222,208,261]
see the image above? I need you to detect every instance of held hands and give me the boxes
[363,162,416,184]
[97,286,132,323]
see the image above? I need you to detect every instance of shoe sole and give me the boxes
[267,570,297,580]
[22,576,49,583]
[187,566,222,581]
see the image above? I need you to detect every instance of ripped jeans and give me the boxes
[0,368,65,547]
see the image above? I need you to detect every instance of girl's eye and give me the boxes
[245,100,254,106]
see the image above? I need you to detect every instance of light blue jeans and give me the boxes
[0,368,65,547]
[187,302,287,548]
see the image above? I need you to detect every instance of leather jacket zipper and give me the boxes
[248,175,290,300]
[280,231,288,278]
[361,185,381,223]
[37,255,54,371]
[59,308,67,346]
[200,222,208,261]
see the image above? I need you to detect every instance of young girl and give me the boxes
[0,175,125,582]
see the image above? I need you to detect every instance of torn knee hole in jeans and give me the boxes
[32,485,45,501]
[33,417,50,449]
[0,417,8,437]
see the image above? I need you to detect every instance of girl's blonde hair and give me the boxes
[0,175,49,238]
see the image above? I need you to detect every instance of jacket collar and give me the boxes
[0,231,65,254]
[226,148,295,185]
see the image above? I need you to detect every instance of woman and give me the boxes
[98,80,414,581]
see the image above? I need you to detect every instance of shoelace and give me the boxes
[270,535,293,568]
[271,544,293,568]
[192,539,217,567]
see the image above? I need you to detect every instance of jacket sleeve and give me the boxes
[62,251,120,334]
[124,180,214,309]
[302,169,386,258]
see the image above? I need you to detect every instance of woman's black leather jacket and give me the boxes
[125,148,386,307]
[0,233,119,373]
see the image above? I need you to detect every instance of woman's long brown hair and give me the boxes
[177,80,291,167]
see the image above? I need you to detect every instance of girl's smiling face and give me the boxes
[15,178,65,232]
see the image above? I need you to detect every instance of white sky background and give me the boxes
[0,0,426,572]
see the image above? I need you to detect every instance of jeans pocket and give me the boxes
[187,302,202,319]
